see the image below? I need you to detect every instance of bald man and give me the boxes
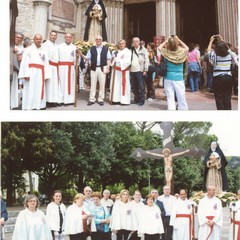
[197,185,223,240]
[58,33,77,105]
[18,34,50,110]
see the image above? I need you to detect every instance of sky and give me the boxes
[208,121,240,156]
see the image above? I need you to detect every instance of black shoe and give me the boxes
[99,102,104,106]
[87,101,95,106]
[138,102,144,106]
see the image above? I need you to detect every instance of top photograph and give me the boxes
[10,0,238,111]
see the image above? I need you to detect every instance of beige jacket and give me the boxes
[130,46,149,72]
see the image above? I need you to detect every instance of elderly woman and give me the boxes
[207,35,238,110]
[158,35,189,110]
[65,193,95,240]
[46,190,66,240]
[111,189,138,240]
[12,194,52,240]
[89,191,111,240]
[138,194,164,240]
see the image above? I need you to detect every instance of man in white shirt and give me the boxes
[100,189,114,214]
[158,185,176,240]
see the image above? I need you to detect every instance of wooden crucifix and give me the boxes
[131,122,205,192]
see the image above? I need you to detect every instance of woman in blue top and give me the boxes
[158,36,189,110]
[90,192,111,240]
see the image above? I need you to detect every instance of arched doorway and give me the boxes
[124,2,156,46]
[176,0,218,51]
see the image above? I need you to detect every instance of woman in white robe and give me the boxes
[110,39,131,105]
[111,189,138,240]
[46,190,66,240]
[12,194,52,240]
[138,194,164,240]
[228,190,240,240]
[65,193,96,240]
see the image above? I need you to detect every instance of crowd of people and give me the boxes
[6,185,240,240]
[11,31,238,111]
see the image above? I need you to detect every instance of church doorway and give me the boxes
[176,0,218,51]
[124,2,156,46]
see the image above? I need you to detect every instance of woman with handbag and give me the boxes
[187,43,202,92]
[89,192,111,240]
[65,193,96,240]
[208,35,238,110]
[158,35,189,110]
[46,190,66,240]
[146,42,156,101]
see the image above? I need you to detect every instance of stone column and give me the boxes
[105,0,124,44]
[217,0,238,47]
[156,0,176,37]
[33,0,52,39]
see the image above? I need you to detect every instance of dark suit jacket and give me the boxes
[143,199,166,218]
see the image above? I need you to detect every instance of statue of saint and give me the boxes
[203,141,229,192]
[83,0,108,43]
[205,152,223,193]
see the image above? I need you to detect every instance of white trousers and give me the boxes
[89,67,106,102]
[164,79,188,110]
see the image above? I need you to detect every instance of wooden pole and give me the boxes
[110,63,116,105]
[74,51,79,108]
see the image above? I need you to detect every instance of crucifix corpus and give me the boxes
[131,122,204,191]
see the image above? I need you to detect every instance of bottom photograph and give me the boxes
[1,121,240,240]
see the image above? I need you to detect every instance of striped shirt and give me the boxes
[208,50,238,77]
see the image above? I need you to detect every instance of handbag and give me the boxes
[156,57,167,77]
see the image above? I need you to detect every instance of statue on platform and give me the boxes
[203,141,229,192]
[83,0,108,42]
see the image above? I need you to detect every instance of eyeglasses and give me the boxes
[96,39,102,41]
[151,192,158,194]
[28,200,37,202]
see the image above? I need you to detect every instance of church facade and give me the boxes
[15,0,238,49]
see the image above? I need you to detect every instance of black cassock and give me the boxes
[83,0,108,42]
[203,143,229,191]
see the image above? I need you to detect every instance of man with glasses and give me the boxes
[84,35,111,106]
[158,186,176,240]
[83,186,94,210]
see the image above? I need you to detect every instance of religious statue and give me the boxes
[83,0,108,43]
[130,122,205,192]
[203,141,229,192]
[146,148,190,188]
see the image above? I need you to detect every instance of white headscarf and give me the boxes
[211,141,217,152]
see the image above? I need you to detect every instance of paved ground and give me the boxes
[4,205,231,240]
[45,84,238,111]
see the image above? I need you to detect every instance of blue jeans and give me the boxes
[130,71,145,104]
[207,72,213,89]
[189,72,199,92]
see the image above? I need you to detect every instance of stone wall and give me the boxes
[16,0,35,39]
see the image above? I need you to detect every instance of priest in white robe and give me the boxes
[110,39,131,105]
[18,34,50,110]
[12,194,52,240]
[170,189,193,240]
[197,185,223,240]
[228,189,240,240]
[58,33,76,105]
[43,30,59,106]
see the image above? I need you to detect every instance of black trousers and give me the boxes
[213,74,233,110]
[162,216,173,240]
[144,233,160,240]
[91,231,110,240]
[130,71,145,104]
[117,229,132,240]
[69,232,86,240]
[130,231,141,240]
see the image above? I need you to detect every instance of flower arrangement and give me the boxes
[74,40,117,54]
[190,191,237,205]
